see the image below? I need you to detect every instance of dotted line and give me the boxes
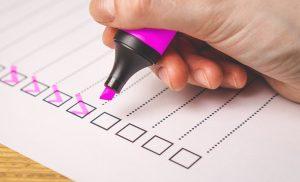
[178,78,257,140]
[152,89,207,129]
[126,87,168,117]
[102,72,152,106]
[55,51,111,84]
[121,72,152,93]
[206,93,278,154]
[80,76,107,94]
[178,90,243,140]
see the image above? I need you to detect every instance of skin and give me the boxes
[89,0,300,103]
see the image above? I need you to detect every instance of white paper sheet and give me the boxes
[0,1,299,181]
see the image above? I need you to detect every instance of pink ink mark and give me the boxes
[71,93,89,116]
[24,76,41,93]
[4,66,19,84]
[100,86,116,101]
[48,84,63,103]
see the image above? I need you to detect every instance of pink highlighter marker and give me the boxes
[100,29,176,100]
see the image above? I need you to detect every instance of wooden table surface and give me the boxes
[0,144,70,182]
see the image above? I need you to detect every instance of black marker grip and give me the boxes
[104,30,162,93]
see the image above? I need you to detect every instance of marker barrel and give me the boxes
[124,29,176,55]
[104,29,176,93]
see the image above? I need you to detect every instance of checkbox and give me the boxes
[0,71,27,86]
[67,101,96,119]
[116,124,146,143]
[21,81,49,97]
[142,136,173,155]
[43,90,72,107]
[169,148,201,169]
[91,112,121,130]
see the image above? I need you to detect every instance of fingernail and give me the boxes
[232,74,246,89]
[158,68,171,87]
[194,70,211,88]
[232,76,239,88]
[101,0,115,17]
[222,78,238,89]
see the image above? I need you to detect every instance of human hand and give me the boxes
[90,0,300,103]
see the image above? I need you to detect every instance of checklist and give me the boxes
[0,1,299,182]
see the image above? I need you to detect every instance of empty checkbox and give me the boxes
[116,124,146,143]
[142,136,173,155]
[169,148,201,169]
[91,112,121,130]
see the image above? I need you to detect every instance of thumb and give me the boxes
[89,0,233,40]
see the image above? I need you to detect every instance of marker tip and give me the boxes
[100,86,116,101]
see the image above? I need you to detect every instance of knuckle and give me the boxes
[89,0,98,19]
[89,0,114,24]
[129,0,153,19]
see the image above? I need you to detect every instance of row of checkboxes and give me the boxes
[91,113,201,169]
[0,69,96,119]
[0,68,201,169]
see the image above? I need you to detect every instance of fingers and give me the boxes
[90,0,115,23]
[198,49,247,89]
[177,38,223,89]
[102,27,247,91]
[102,27,117,48]
[90,0,186,29]
[215,54,248,89]
[89,0,232,39]
[178,37,248,89]
[91,0,250,92]
[151,47,189,91]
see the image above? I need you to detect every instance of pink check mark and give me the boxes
[48,84,63,103]
[4,66,19,84]
[71,93,89,116]
[23,76,41,94]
